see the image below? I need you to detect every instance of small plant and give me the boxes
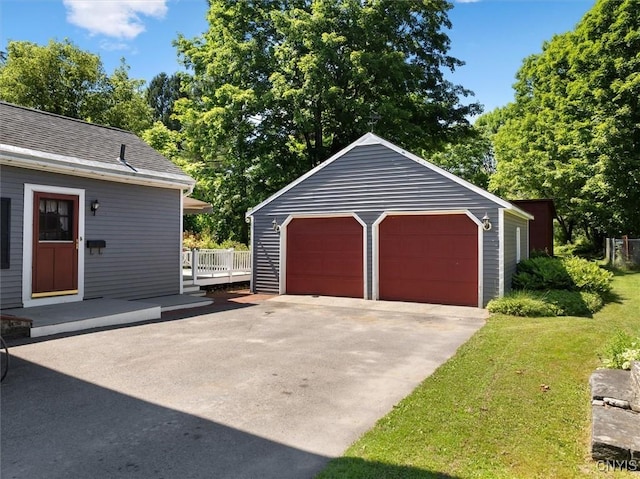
[601,330,640,370]
[540,290,604,316]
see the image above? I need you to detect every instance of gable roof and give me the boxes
[0,101,194,190]
[247,132,532,220]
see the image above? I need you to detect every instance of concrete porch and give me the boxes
[1,294,213,338]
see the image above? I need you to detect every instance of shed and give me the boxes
[0,101,195,309]
[511,199,557,256]
[246,133,533,308]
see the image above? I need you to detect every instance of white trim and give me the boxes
[371,210,483,307]
[278,213,367,299]
[22,184,85,307]
[249,215,255,293]
[498,208,505,297]
[246,133,533,221]
[516,227,522,263]
[1,144,194,190]
[179,193,184,295]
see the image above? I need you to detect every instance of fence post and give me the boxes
[192,249,199,279]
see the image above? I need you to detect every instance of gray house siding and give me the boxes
[502,210,529,294]
[251,143,504,306]
[0,165,181,308]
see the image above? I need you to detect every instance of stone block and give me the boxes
[592,406,640,461]
[590,369,633,402]
[631,362,640,411]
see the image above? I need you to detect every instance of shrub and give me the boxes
[487,291,558,317]
[561,256,613,294]
[540,290,604,316]
[602,330,640,370]
[488,290,604,318]
[512,257,573,290]
[512,256,613,294]
[183,231,248,250]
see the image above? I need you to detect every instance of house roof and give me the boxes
[0,101,195,190]
[247,132,533,220]
[183,196,213,214]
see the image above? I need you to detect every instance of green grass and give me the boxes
[317,271,640,479]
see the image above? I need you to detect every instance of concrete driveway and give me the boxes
[1,295,485,479]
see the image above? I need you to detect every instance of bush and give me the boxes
[488,290,604,318]
[183,231,248,250]
[602,330,640,370]
[512,256,613,294]
[512,257,573,290]
[487,291,558,317]
[541,290,604,316]
[561,256,613,294]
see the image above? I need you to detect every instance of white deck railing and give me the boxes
[183,249,251,285]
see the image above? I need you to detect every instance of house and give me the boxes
[511,199,557,256]
[0,101,196,310]
[246,133,533,308]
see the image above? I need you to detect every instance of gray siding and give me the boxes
[251,143,504,306]
[0,165,182,308]
[502,211,529,294]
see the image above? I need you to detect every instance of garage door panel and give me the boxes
[379,214,478,307]
[286,217,363,298]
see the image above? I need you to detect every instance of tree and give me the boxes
[0,40,152,134]
[146,72,185,130]
[96,59,153,134]
[489,0,640,244]
[175,0,481,242]
[0,39,107,119]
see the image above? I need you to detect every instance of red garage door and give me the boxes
[378,214,478,306]
[286,217,363,298]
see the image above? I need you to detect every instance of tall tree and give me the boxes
[0,40,152,134]
[146,72,185,130]
[0,39,107,119]
[489,0,640,243]
[175,0,481,242]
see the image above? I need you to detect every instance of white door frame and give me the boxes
[372,210,483,308]
[278,212,368,299]
[22,183,85,307]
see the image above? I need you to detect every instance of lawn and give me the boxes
[317,270,640,479]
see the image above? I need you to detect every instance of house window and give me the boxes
[1,198,10,269]
[516,227,521,263]
[39,198,73,241]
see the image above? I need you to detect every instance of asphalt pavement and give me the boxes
[1,296,485,479]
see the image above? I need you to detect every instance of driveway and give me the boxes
[1,295,485,479]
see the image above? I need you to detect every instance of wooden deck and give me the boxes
[182,249,251,287]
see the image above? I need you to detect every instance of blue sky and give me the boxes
[1,0,595,114]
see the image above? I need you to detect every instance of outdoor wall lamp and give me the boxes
[91,199,100,215]
[482,212,492,231]
[271,218,280,232]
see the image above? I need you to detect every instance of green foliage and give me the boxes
[489,0,640,243]
[182,231,248,250]
[488,289,604,317]
[146,72,185,130]
[512,257,573,291]
[602,330,640,370]
[0,40,152,133]
[541,290,604,316]
[562,255,613,294]
[174,0,481,242]
[487,291,557,317]
[512,256,613,294]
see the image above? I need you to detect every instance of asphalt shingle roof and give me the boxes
[0,101,190,178]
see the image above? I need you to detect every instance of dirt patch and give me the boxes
[205,288,275,305]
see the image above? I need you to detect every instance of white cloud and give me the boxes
[63,0,168,40]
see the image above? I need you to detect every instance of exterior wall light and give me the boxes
[91,199,100,215]
[482,213,492,231]
[271,218,280,232]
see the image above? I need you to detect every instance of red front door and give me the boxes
[32,192,79,297]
